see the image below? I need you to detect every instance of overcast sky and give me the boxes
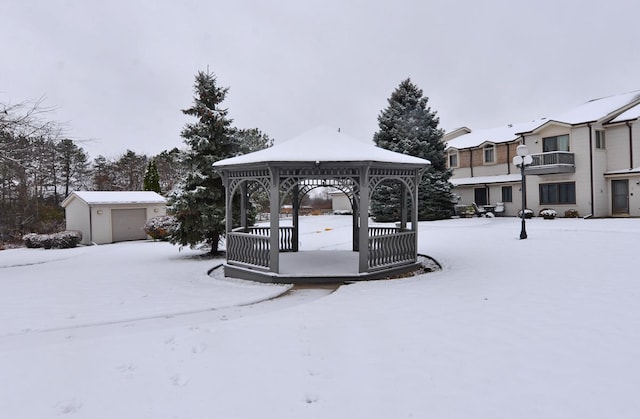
[2,0,639,158]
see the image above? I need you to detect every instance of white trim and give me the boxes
[451,174,522,186]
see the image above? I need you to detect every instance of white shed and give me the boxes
[329,189,352,214]
[61,191,167,245]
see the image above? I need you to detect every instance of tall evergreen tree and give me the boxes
[56,139,90,199]
[371,78,454,221]
[169,70,235,254]
[143,159,161,193]
[114,150,147,190]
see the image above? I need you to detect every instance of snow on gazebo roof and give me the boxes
[213,126,431,168]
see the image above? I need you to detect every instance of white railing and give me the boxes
[368,230,416,270]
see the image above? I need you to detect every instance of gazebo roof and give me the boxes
[213,126,431,168]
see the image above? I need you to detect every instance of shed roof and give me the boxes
[213,126,431,168]
[61,191,167,207]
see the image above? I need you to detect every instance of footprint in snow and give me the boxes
[117,363,137,374]
[55,398,83,415]
[170,374,189,387]
[192,343,207,354]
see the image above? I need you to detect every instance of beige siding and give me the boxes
[64,198,92,245]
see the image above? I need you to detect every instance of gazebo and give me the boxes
[213,126,430,284]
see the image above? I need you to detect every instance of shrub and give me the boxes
[144,215,177,240]
[539,208,557,218]
[23,233,41,248]
[565,209,580,218]
[518,209,534,219]
[52,231,82,248]
[22,230,82,249]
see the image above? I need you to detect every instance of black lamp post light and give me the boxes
[513,145,533,240]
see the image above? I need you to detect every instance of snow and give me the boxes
[62,191,167,206]
[213,126,431,167]
[448,91,640,150]
[2,215,640,418]
[445,120,541,150]
[545,90,640,125]
[450,173,522,186]
[610,102,640,123]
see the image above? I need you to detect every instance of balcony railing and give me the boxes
[525,151,575,174]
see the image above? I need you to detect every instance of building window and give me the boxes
[595,130,606,149]
[448,150,458,168]
[539,182,576,205]
[501,186,513,202]
[542,134,570,152]
[483,144,495,164]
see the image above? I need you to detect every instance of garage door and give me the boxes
[111,208,148,242]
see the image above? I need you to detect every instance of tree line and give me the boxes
[0,99,186,240]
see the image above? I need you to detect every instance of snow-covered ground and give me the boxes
[1,215,639,418]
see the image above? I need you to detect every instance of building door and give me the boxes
[612,179,629,214]
[111,208,148,242]
[474,187,488,205]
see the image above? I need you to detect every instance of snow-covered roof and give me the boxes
[213,126,431,168]
[61,191,167,207]
[609,103,640,124]
[450,174,522,186]
[447,91,640,148]
[518,91,640,134]
[446,121,540,150]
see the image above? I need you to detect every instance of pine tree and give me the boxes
[169,70,235,254]
[371,78,454,221]
[143,159,161,193]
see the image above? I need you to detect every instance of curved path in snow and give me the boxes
[0,283,339,351]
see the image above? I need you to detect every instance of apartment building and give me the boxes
[445,91,640,217]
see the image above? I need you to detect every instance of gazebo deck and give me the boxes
[222,250,422,285]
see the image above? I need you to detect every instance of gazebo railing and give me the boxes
[234,226,295,252]
[368,226,401,236]
[230,225,294,248]
[226,232,270,270]
[368,230,416,271]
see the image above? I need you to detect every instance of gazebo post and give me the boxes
[221,173,232,235]
[240,181,248,230]
[292,183,299,252]
[268,167,280,273]
[352,201,359,251]
[400,183,407,230]
[412,171,421,257]
[358,165,370,273]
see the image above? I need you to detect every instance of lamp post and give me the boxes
[513,145,533,239]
